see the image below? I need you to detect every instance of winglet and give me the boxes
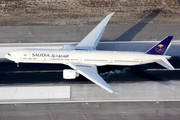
[113,91,119,94]
[146,36,173,55]
[75,13,115,50]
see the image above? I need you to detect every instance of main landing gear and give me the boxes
[17,63,19,67]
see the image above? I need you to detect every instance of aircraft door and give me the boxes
[78,57,82,63]
[139,59,143,63]
[135,58,143,63]
[109,58,114,63]
[18,55,22,60]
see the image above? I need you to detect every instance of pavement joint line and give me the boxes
[7,68,180,73]
[0,40,180,46]
[7,70,63,73]
[1,99,180,104]
[147,68,180,71]
[100,40,180,44]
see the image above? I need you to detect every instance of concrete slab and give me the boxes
[0,101,180,120]
[0,24,180,43]
[0,80,180,103]
[0,86,70,100]
[70,80,180,101]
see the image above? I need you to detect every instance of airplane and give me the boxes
[5,12,175,94]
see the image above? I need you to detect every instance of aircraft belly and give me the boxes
[110,62,140,66]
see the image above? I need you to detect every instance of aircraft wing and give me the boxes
[68,63,118,94]
[75,13,115,50]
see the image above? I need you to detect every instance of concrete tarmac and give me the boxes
[0,23,180,119]
[0,23,180,43]
[0,101,180,120]
[0,60,180,102]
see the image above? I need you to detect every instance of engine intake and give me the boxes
[63,69,79,79]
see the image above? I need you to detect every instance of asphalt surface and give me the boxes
[1,60,180,120]
[0,23,180,120]
[0,101,180,120]
[0,24,180,43]
[1,51,180,120]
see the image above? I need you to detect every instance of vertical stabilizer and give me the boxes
[146,36,173,55]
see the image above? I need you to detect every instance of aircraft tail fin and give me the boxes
[155,58,175,70]
[146,36,173,55]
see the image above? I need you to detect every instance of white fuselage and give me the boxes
[5,49,171,66]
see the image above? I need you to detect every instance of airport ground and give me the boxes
[1,61,180,120]
[0,23,180,43]
[0,23,180,119]
[0,101,180,120]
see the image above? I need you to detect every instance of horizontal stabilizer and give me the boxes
[155,58,175,70]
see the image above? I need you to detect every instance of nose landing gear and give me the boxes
[15,61,19,67]
[17,63,19,67]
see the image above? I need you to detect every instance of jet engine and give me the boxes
[63,69,79,79]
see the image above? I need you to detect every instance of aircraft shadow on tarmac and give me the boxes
[114,8,163,41]
[0,58,180,85]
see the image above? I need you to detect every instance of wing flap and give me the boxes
[68,63,118,94]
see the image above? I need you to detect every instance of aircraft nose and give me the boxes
[5,54,9,59]
[5,53,12,60]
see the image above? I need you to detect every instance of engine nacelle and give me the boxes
[63,69,79,79]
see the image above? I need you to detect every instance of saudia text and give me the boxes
[32,53,69,58]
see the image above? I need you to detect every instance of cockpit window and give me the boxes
[8,53,11,56]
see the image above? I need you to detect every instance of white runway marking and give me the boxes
[147,68,180,71]
[8,70,63,73]
[1,99,180,104]
[0,86,70,100]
